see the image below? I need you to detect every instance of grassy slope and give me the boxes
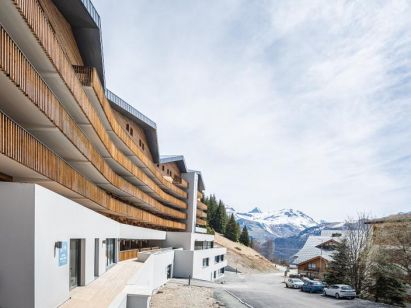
[214,233,280,274]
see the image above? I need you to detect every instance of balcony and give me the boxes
[0,110,185,230]
[0,26,186,220]
[197,201,208,211]
[197,209,207,219]
[9,0,188,202]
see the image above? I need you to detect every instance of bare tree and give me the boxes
[345,213,372,293]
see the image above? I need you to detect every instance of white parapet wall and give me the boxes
[0,183,166,308]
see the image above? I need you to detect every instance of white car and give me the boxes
[285,278,304,289]
[323,284,356,299]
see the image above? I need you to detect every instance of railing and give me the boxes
[0,111,185,230]
[12,0,188,201]
[76,66,188,200]
[119,249,139,261]
[197,191,203,199]
[197,201,208,211]
[196,209,207,219]
[0,26,186,220]
[196,218,206,226]
[173,177,188,189]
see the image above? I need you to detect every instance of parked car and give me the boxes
[301,280,325,293]
[323,284,356,299]
[285,278,304,288]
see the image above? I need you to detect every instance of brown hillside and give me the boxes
[214,233,280,274]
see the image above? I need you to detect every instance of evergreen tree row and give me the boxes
[203,194,250,246]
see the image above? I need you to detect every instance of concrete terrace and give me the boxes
[60,259,143,308]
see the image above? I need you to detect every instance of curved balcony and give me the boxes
[196,209,207,219]
[197,201,208,211]
[11,0,188,201]
[197,191,204,200]
[0,26,185,220]
[196,218,206,226]
[0,111,185,230]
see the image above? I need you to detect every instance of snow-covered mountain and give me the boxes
[227,206,318,240]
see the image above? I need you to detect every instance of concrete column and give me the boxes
[182,171,198,233]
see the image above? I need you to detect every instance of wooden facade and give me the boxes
[297,256,329,279]
[1,0,210,232]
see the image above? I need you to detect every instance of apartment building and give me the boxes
[0,0,225,307]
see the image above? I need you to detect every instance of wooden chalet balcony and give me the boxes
[74,66,188,200]
[173,177,188,189]
[11,0,187,201]
[197,201,208,211]
[0,111,185,230]
[197,191,204,199]
[0,26,186,221]
[196,218,206,226]
[196,209,207,219]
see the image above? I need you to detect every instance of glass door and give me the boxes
[106,238,116,268]
[69,239,81,289]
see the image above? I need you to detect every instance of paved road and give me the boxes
[219,272,393,308]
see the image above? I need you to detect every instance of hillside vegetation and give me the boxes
[214,233,280,274]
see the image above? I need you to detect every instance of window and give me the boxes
[215,255,220,263]
[195,241,214,250]
[219,268,225,275]
[126,123,129,132]
[221,255,224,261]
[130,127,133,136]
[308,263,316,270]
[142,143,145,150]
[202,258,209,267]
[139,139,142,147]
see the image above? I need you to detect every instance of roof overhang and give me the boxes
[160,155,188,173]
[106,89,160,163]
[189,169,205,191]
[52,0,105,87]
[297,255,332,266]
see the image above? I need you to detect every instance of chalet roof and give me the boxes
[52,0,105,86]
[106,90,160,163]
[160,155,188,173]
[292,236,340,265]
[188,169,205,191]
[320,230,347,237]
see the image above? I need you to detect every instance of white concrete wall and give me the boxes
[0,183,169,308]
[165,232,214,250]
[181,172,197,232]
[128,250,174,292]
[34,185,121,308]
[173,247,227,281]
[0,183,35,308]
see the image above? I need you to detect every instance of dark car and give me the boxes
[301,280,325,293]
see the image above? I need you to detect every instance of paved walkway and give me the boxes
[60,259,143,308]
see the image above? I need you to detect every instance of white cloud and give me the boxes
[93,0,411,221]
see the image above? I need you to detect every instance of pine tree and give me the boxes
[324,239,350,285]
[364,248,407,306]
[225,214,239,242]
[212,200,228,234]
[239,225,250,246]
[205,194,218,228]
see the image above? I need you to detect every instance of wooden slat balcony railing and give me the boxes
[119,249,139,261]
[197,191,204,199]
[12,0,188,201]
[75,66,189,200]
[0,111,185,230]
[0,26,186,221]
[197,201,208,211]
[196,209,207,219]
[173,177,188,189]
[196,218,206,226]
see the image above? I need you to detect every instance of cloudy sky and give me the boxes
[93,0,411,221]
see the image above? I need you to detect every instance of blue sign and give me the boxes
[59,241,68,266]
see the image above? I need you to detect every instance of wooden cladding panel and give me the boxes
[119,249,139,261]
[196,218,206,226]
[197,201,208,211]
[196,209,207,219]
[12,0,187,201]
[0,111,185,230]
[0,26,186,220]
